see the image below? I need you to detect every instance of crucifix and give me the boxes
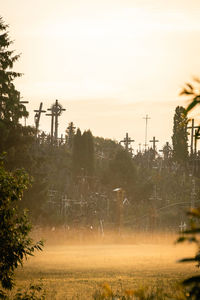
[34,102,46,136]
[120,132,134,152]
[143,114,151,151]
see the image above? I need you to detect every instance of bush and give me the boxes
[0,159,43,290]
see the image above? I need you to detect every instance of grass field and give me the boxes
[11,231,198,299]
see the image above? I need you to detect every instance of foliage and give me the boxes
[180,78,200,137]
[92,282,187,300]
[177,207,200,299]
[72,128,94,177]
[102,149,136,190]
[0,161,43,290]
[13,283,46,300]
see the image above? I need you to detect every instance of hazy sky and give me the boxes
[2,0,200,151]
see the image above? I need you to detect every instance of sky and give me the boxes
[2,0,200,152]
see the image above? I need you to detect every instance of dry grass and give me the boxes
[11,230,198,299]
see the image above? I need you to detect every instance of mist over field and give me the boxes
[13,230,195,299]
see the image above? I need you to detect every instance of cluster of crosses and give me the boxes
[33,100,66,145]
[119,132,171,159]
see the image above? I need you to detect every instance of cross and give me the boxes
[143,114,151,151]
[194,129,200,156]
[53,100,66,141]
[149,185,162,202]
[34,102,46,136]
[120,132,134,152]
[179,221,186,233]
[187,119,199,155]
[149,136,159,153]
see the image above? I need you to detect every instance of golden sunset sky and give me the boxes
[2,0,200,151]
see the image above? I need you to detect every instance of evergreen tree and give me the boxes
[0,17,28,126]
[72,129,95,178]
[0,17,35,168]
[82,130,94,175]
[66,121,76,150]
[172,106,188,163]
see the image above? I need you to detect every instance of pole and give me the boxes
[143,115,151,151]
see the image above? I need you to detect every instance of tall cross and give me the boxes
[187,119,199,155]
[34,102,46,136]
[143,114,151,151]
[120,132,134,151]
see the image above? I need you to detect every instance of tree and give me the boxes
[72,129,94,177]
[172,106,188,163]
[0,16,34,158]
[104,149,136,191]
[82,130,94,175]
[177,207,200,299]
[65,122,76,150]
[0,17,28,124]
[0,158,43,290]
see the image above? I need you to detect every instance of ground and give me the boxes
[11,231,197,299]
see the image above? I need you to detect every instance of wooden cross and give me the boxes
[34,102,46,136]
[120,132,134,151]
[149,136,159,153]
